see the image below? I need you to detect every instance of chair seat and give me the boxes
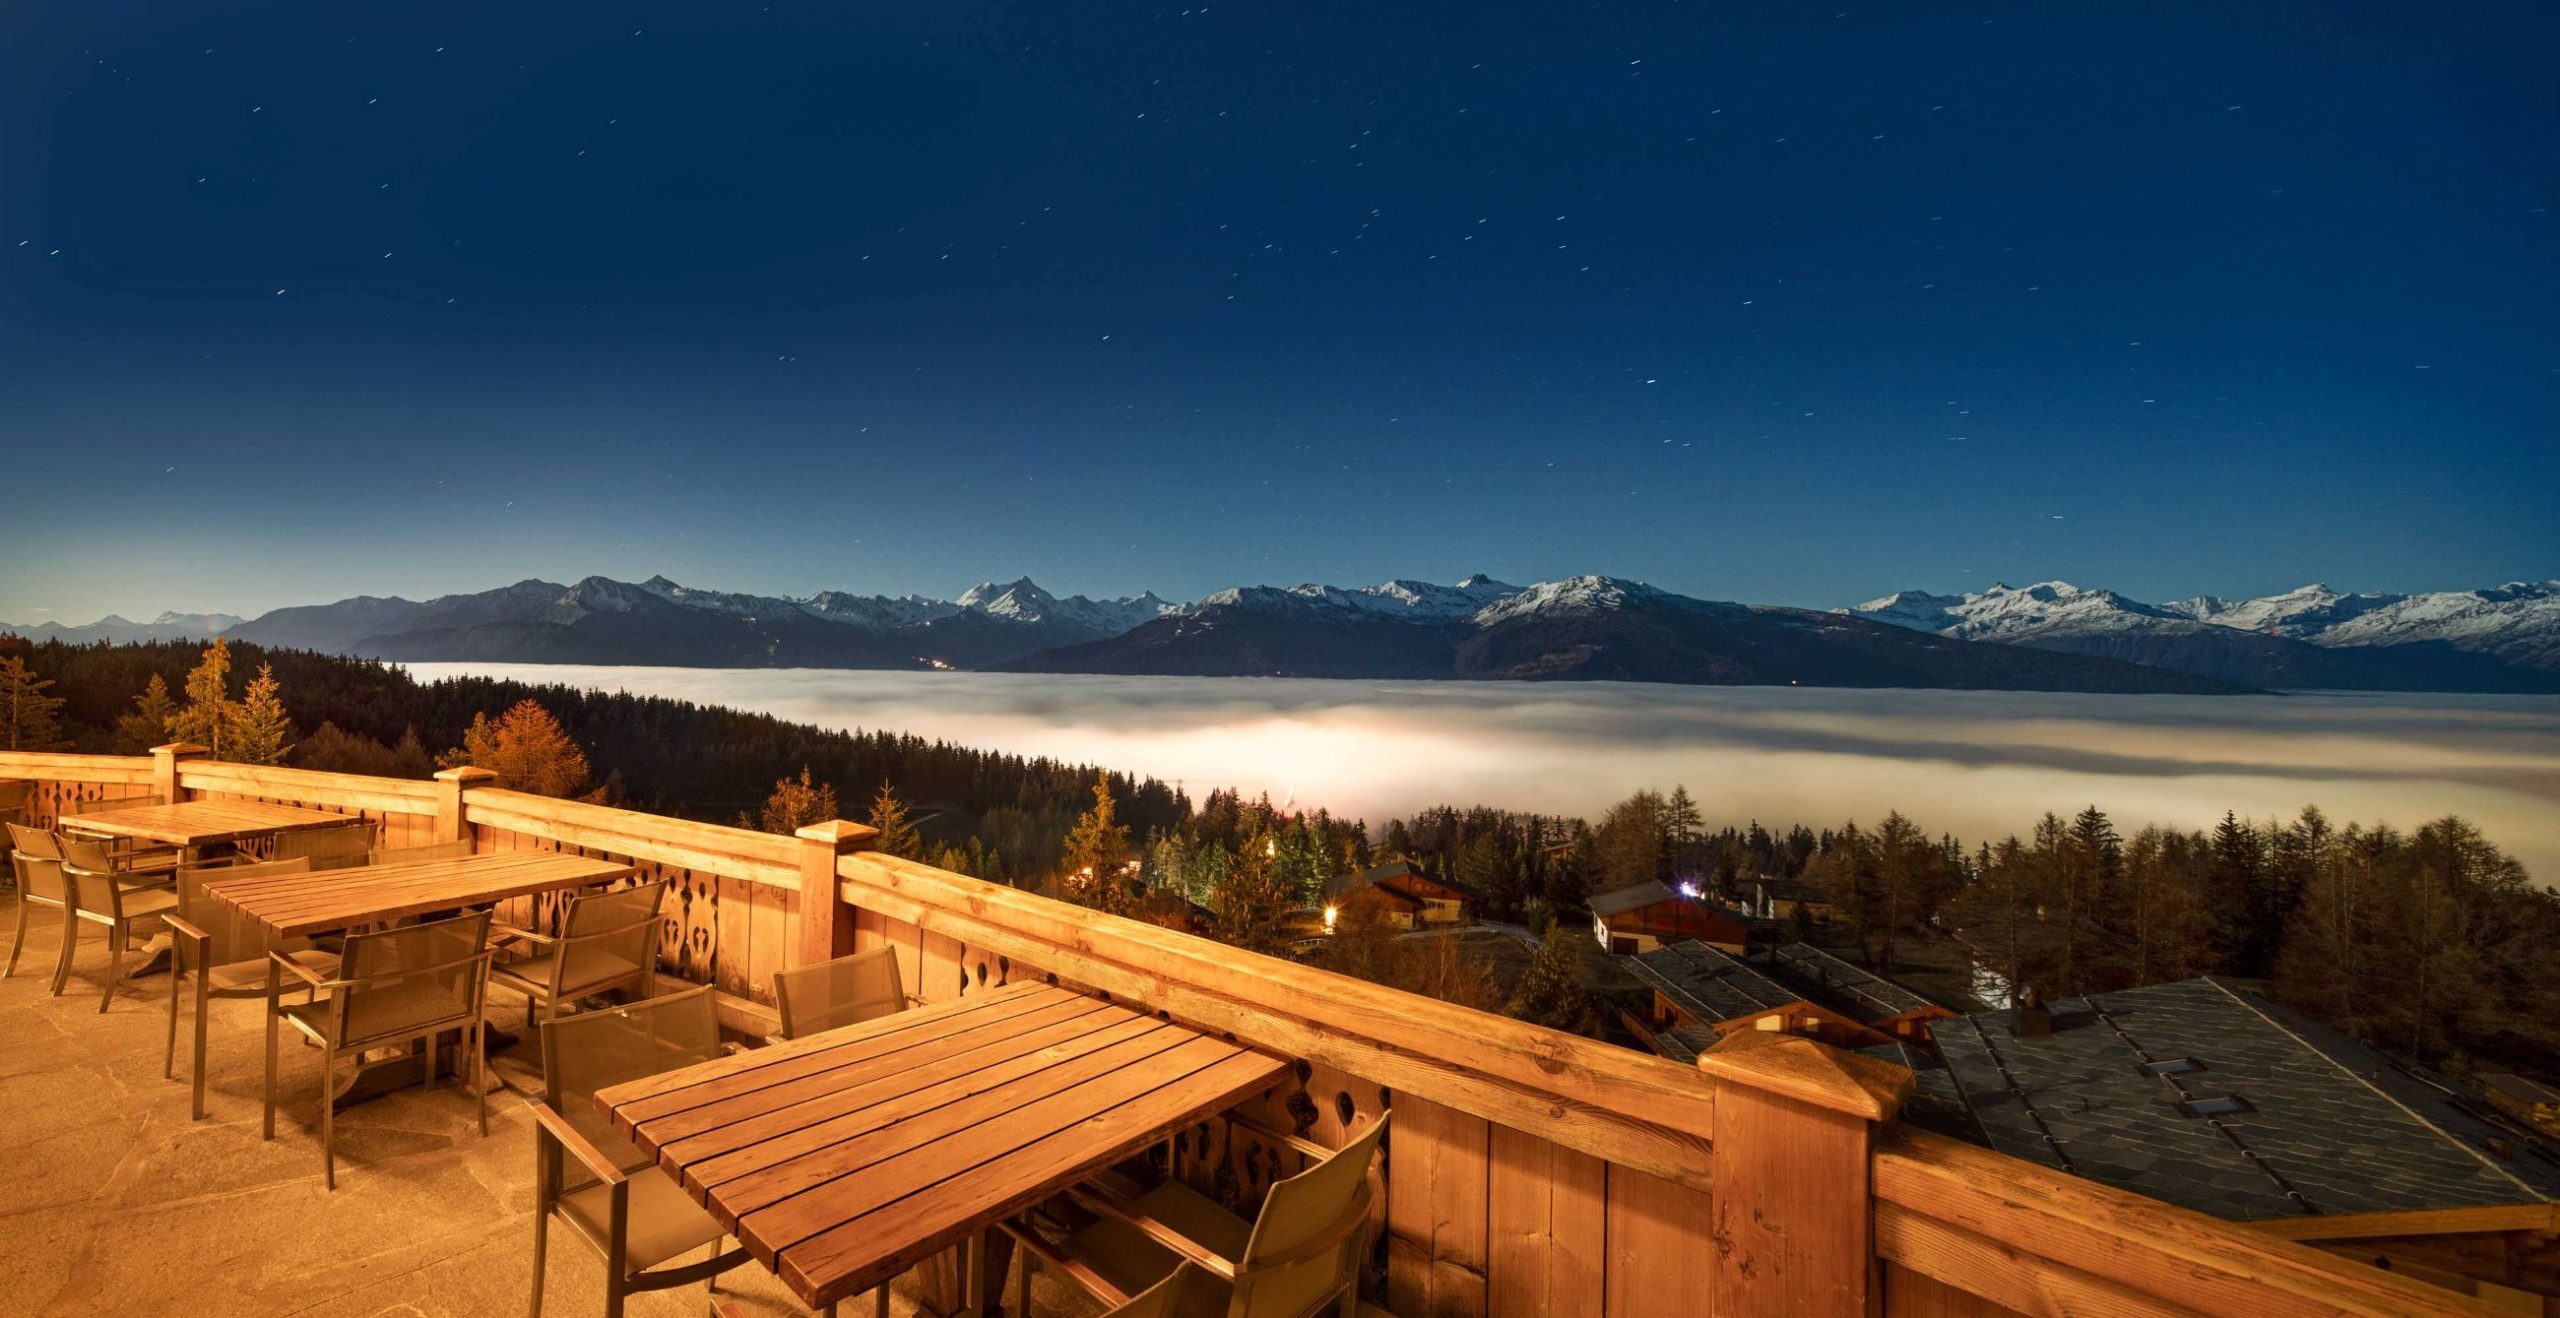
[206,949,340,993]
[492,950,644,1001]
[558,1168,730,1269]
[1063,1180,1253,1299]
[279,979,470,1047]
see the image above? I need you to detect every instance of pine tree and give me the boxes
[112,673,181,754]
[1210,831,1298,954]
[865,781,918,857]
[756,767,841,835]
[437,699,591,797]
[228,663,294,765]
[168,638,238,758]
[0,656,68,751]
[1507,925,1601,1036]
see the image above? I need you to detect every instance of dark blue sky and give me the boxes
[4,1,2553,621]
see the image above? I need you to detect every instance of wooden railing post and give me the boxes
[795,820,878,966]
[1697,1030,1914,1317]
[432,765,498,844]
[150,742,207,802]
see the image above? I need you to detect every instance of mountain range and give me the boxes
[6,573,2554,695]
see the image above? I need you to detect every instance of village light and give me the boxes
[1677,880,1702,900]
[1323,904,1337,933]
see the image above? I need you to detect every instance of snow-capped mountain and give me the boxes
[1843,579,2560,690]
[1196,574,1522,622]
[951,577,1182,635]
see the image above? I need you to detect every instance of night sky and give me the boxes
[4,1,2554,621]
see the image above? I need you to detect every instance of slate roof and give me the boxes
[1857,1041,1978,1143]
[1933,976,2560,1221]
[1625,940,1799,1027]
[1767,942,1936,1020]
[1324,859,1481,903]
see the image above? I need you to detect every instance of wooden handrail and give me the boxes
[0,751,154,784]
[839,849,1718,1190]
[461,786,800,888]
[179,760,442,814]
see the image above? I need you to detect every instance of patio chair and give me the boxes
[0,781,30,887]
[492,879,669,1028]
[60,835,183,1013]
[370,839,474,865]
[529,983,757,1318]
[1108,1263,1232,1317]
[163,857,327,1119]
[3,822,76,994]
[771,945,919,1041]
[266,820,378,870]
[263,909,494,1189]
[1005,1111,1391,1317]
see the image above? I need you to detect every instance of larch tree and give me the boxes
[755,766,840,835]
[228,663,294,765]
[1507,924,1602,1036]
[438,699,591,798]
[1209,830,1297,954]
[0,656,68,752]
[1059,772,1133,911]
[168,638,239,759]
[112,673,180,754]
[865,781,919,858]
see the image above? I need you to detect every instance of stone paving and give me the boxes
[0,892,1095,1318]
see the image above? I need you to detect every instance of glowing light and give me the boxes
[1322,904,1338,933]
[1677,881,1702,899]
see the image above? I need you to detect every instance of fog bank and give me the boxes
[404,665,2560,882]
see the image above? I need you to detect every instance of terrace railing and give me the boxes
[0,747,2495,1316]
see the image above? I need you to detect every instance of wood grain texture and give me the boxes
[1487,1123,1606,1318]
[596,982,1287,1310]
[205,850,632,936]
[1386,1094,1490,1318]
[1604,1163,1714,1318]
[1709,1084,1873,1316]
[56,798,354,847]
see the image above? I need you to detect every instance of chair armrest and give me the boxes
[267,949,334,991]
[1002,1219,1137,1308]
[526,1101,633,1186]
[1067,1183,1240,1279]
[164,914,213,969]
[489,922,555,948]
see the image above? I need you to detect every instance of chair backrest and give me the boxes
[6,822,68,903]
[554,879,669,993]
[176,857,315,967]
[1109,1262,1230,1318]
[772,946,908,1040]
[368,840,473,866]
[540,983,722,1175]
[1230,1112,1392,1317]
[270,821,378,870]
[333,910,491,1049]
[59,835,135,918]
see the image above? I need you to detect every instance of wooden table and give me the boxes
[597,981,1288,1313]
[203,850,635,939]
[56,799,356,848]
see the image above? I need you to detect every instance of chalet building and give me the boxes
[1587,879,1749,955]
[1323,859,1478,930]
[1623,940,1894,1061]
[1748,874,1834,924]
[1764,941,1959,1044]
[1933,977,2560,1229]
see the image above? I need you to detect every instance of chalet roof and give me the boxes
[1766,942,1935,1020]
[1933,977,2560,1221]
[1625,940,1799,1026]
[1856,1041,1976,1143]
[1588,880,1678,918]
[2486,1074,2560,1106]
[1325,859,1482,904]
[1649,1022,1722,1065]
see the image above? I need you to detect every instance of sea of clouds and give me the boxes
[405,665,2560,882]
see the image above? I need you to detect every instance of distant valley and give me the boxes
[8,572,2557,696]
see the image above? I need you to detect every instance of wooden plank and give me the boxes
[747,882,790,1007]
[57,798,354,846]
[1386,1094,1490,1318]
[921,928,965,1004]
[774,1046,1286,1308]
[1875,1202,2199,1316]
[1873,1128,2485,1318]
[174,761,440,815]
[1486,1123,1606,1318]
[714,873,751,998]
[0,751,157,785]
[204,851,632,936]
[461,787,798,887]
[1883,1261,2026,1318]
[1603,1164,1713,1318]
[2247,1204,2560,1243]
[1709,1084,1874,1315]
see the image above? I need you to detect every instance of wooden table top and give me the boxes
[596,981,1288,1310]
[57,799,355,847]
[203,850,635,938]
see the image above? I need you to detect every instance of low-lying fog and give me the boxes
[404,665,2560,882]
